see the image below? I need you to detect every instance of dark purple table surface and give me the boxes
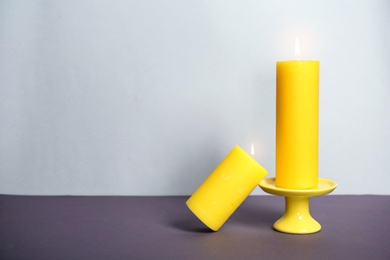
[0,195,389,260]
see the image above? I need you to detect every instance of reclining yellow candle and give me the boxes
[186,145,268,231]
[276,40,319,189]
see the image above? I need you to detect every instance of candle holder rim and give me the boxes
[259,178,337,197]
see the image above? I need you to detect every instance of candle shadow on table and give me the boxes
[169,199,214,233]
[169,196,283,233]
[170,218,215,233]
[229,196,283,229]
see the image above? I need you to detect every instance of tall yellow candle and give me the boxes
[276,59,319,189]
[186,146,268,231]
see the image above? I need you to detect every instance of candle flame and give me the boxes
[295,38,300,60]
[250,143,255,157]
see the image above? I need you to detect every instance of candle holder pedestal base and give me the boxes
[259,178,337,234]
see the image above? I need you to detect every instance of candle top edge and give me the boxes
[277,60,319,63]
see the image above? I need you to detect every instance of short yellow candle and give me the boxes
[186,146,268,231]
[276,60,319,189]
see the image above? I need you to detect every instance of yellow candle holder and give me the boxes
[259,178,337,234]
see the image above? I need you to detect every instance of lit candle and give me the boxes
[275,39,319,189]
[186,145,268,231]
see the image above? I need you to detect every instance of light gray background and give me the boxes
[1,1,389,195]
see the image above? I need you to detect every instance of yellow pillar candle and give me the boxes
[186,146,268,231]
[276,60,319,189]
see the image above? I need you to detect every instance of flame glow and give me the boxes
[250,143,255,157]
[295,38,300,60]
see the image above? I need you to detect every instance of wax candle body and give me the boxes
[276,61,319,189]
[186,146,268,231]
